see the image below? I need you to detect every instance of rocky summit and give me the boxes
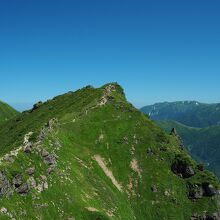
[0,83,219,220]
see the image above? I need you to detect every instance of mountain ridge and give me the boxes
[0,101,19,123]
[0,84,219,219]
[140,101,220,128]
[157,120,220,179]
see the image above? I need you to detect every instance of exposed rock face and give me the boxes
[188,185,204,199]
[170,128,178,136]
[98,84,117,106]
[170,128,184,148]
[13,173,29,194]
[202,183,218,197]
[171,160,195,178]
[0,172,11,197]
[188,183,219,200]
[191,211,220,220]
[46,118,59,130]
[0,118,60,201]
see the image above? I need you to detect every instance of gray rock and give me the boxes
[24,142,32,153]
[47,166,55,175]
[202,183,218,197]
[151,185,158,193]
[171,160,195,178]
[42,149,49,157]
[4,155,14,163]
[191,213,220,220]
[16,183,29,194]
[13,174,23,188]
[185,166,195,177]
[170,128,178,136]
[27,177,36,188]
[147,148,155,156]
[46,118,58,130]
[188,185,203,199]
[43,154,57,165]
[0,171,12,197]
[26,167,35,175]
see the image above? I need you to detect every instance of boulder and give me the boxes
[188,183,218,200]
[0,207,8,214]
[202,183,218,197]
[16,183,29,194]
[42,149,49,157]
[24,142,32,153]
[151,185,158,193]
[26,167,35,175]
[171,160,195,178]
[43,154,57,165]
[188,185,203,199]
[27,177,36,188]
[13,174,23,188]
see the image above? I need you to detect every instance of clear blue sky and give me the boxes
[0,0,220,110]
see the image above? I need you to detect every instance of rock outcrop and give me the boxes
[0,172,11,197]
[191,211,220,220]
[188,183,219,200]
[171,159,195,178]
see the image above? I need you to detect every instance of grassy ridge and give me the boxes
[0,101,19,123]
[157,120,220,179]
[0,84,219,219]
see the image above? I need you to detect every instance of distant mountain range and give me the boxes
[141,101,220,179]
[0,85,219,219]
[140,101,220,128]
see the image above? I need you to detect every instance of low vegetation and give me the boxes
[0,84,219,219]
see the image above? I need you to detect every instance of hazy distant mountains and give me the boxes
[141,101,220,179]
[140,101,220,128]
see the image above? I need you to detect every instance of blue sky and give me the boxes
[0,0,220,110]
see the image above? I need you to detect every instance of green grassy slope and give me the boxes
[140,101,220,128]
[0,101,19,122]
[157,120,220,179]
[0,84,219,220]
